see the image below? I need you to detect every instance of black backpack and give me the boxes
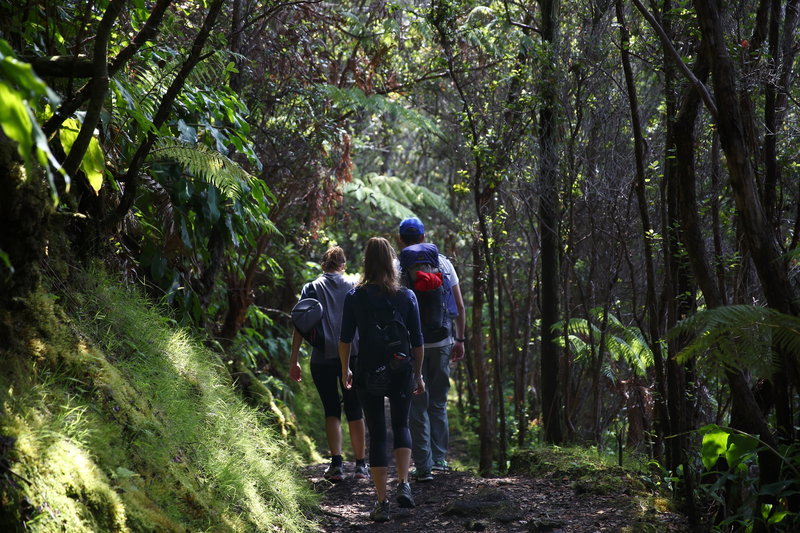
[355,288,411,371]
[291,285,325,351]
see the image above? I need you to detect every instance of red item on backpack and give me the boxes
[414,271,443,291]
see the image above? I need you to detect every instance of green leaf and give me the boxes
[701,426,729,470]
[60,118,104,193]
[0,82,33,158]
[0,249,14,274]
[83,134,105,194]
[59,118,80,154]
[768,510,789,525]
[725,433,758,470]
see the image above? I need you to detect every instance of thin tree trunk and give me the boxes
[616,0,666,459]
[61,0,125,178]
[471,236,494,472]
[538,0,563,445]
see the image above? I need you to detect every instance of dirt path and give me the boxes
[304,463,691,532]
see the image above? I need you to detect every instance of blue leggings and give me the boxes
[357,370,413,467]
[310,359,363,422]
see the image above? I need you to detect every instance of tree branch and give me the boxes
[24,55,94,77]
[61,0,126,178]
[629,0,718,118]
[105,0,225,230]
[43,0,173,137]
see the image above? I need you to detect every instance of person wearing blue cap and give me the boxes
[289,246,368,481]
[397,217,466,481]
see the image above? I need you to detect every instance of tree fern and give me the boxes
[344,172,453,220]
[553,308,655,380]
[319,85,442,136]
[670,305,800,377]
[148,139,255,199]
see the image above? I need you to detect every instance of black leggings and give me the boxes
[357,369,413,467]
[310,359,363,422]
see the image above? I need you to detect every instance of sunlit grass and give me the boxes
[0,272,319,531]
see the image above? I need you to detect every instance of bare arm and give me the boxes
[289,329,303,381]
[339,341,353,390]
[412,344,425,395]
[450,283,467,361]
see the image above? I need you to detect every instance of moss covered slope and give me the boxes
[0,274,317,532]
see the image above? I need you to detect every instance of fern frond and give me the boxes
[600,361,617,384]
[319,85,442,136]
[554,313,654,376]
[148,139,255,199]
[344,173,454,220]
[671,305,800,376]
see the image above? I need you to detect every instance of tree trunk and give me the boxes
[471,236,495,473]
[538,0,563,445]
[0,142,50,310]
[616,0,667,459]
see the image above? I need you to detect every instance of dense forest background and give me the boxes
[1,0,799,531]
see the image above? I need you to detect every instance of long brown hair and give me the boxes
[359,237,399,293]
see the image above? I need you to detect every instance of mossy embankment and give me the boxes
[0,271,320,532]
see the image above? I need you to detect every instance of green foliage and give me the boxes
[554,308,655,381]
[0,39,65,201]
[59,118,105,194]
[670,305,800,377]
[320,85,442,136]
[697,425,799,530]
[148,140,256,199]
[344,172,453,221]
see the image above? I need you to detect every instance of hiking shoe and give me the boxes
[396,481,416,508]
[323,463,344,481]
[410,468,433,482]
[369,500,390,522]
[432,459,450,472]
[354,463,370,479]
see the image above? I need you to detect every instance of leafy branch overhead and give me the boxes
[344,173,454,221]
[320,85,442,137]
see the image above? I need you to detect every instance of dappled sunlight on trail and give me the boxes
[304,464,691,532]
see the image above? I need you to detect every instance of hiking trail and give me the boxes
[304,462,691,532]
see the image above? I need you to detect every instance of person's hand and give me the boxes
[451,340,465,362]
[342,368,353,390]
[413,374,425,395]
[289,361,302,382]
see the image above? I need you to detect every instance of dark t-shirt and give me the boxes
[340,284,424,351]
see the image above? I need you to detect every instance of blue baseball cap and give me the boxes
[399,217,425,237]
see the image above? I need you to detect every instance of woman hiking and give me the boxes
[338,237,425,522]
[289,246,368,480]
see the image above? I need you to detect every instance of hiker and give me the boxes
[289,246,368,481]
[339,237,425,522]
[397,217,466,481]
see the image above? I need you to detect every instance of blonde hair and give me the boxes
[321,246,346,272]
[359,237,399,293]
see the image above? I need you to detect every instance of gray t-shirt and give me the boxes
[301,272,357,363]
